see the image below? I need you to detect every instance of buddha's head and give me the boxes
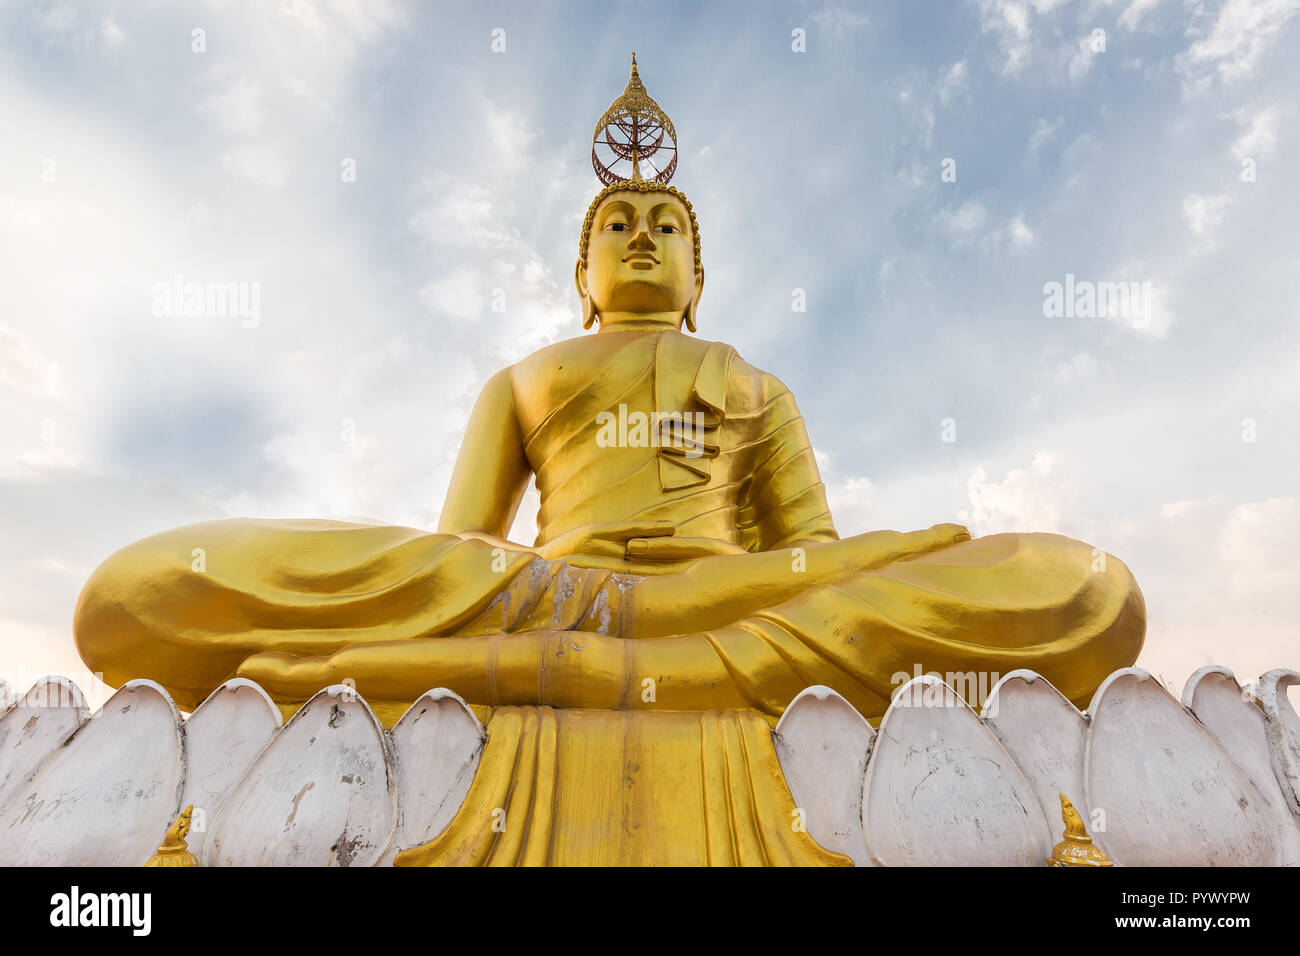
[576,180,704,333]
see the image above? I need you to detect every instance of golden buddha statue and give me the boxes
[74,56,1144,866]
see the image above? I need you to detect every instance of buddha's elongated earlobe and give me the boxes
[575,258,597,329]
[684,266,705,333]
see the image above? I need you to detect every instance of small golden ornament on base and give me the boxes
[1047,793,1113,867]
[144,805,199,867]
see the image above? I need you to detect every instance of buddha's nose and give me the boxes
[628,222,656,251]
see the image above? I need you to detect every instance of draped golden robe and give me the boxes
[524,329,839,552]
[73,328,1144,866]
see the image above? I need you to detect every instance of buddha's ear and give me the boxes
[684,266,705,334]
[574,258,596,330]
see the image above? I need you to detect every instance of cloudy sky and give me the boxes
[1,0,1296,708]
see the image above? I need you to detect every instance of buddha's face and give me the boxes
[577,191,703,330]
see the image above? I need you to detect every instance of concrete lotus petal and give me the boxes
[1086,668,1277,865]
[385,688,485,865]
[1182,666,1300,865]
[1256,669,1300,817]
[0,676,89,812]
[181,678,282,861]
[774,685,875,866]
[981,669,1089,858]
[206,685,396,867]
[862,675,1050,866]
[0,679,184,866]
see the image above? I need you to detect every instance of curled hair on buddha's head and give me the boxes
[577,180,703,331]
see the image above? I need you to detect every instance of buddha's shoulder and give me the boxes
[655,330,796,409]
[501,338,585,396]
[500,331,793,405]
[507,332,645,381]
[712,342,797,410]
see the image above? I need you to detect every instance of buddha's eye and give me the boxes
[603,222,629,232]
[654,224,680,235]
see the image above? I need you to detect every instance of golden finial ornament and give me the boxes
[591,52,678,185]
[143,805,199,867]
[1047,793,1113,867]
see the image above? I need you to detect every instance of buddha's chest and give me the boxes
[512,338,658,439]
[513,335,710,450]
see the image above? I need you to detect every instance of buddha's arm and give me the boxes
[438,367,532,545]
[628,524,969,635]
[739,373,839,552]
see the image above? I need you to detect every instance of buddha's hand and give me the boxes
[825,523,972,575]
[929,522,972,545]
[536,520,747,570]
[536,520,676,563]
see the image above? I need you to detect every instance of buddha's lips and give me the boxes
[623,253,659,264]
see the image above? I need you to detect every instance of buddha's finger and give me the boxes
[929,522,972,544]
[588,519,676,542]
[626,536,745,559]
[571,539,630,562]
[559,551,639,571]
[884,527,970,563]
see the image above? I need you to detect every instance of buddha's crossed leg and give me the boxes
[239,530,1144,719]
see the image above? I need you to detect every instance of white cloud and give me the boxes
[1008,215,1035,248]
[1139,493,1300,686]
[960,452,1075,536]
[893,81,937,149]
[274,0,406,60]
[220,142,290,187]
[1221,497,1300,598]
[29,2,125,52]
[976,0,1034,73]
[407,174,577,361]
[937,60,969,105]
[940,199,987,236]
[0,326,61,399]
[1180,0,1300,86]
[971,214,1037,254]
[420,275,487,323]
[410,179,514,250]
[1120,0,1162,30]
[484,106,537,176]
[1053,351,1098,387]
[101,16,125,47]
[1084,260,1176,338]
[1069,34,1101,81]
[811,6,870,37]
[825,474,877,532]
[1028,116,1063,152]
[1182,192,1234,251]
[1231,105,1280,159]
[816,450,879,535]
[202,78,266,136]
